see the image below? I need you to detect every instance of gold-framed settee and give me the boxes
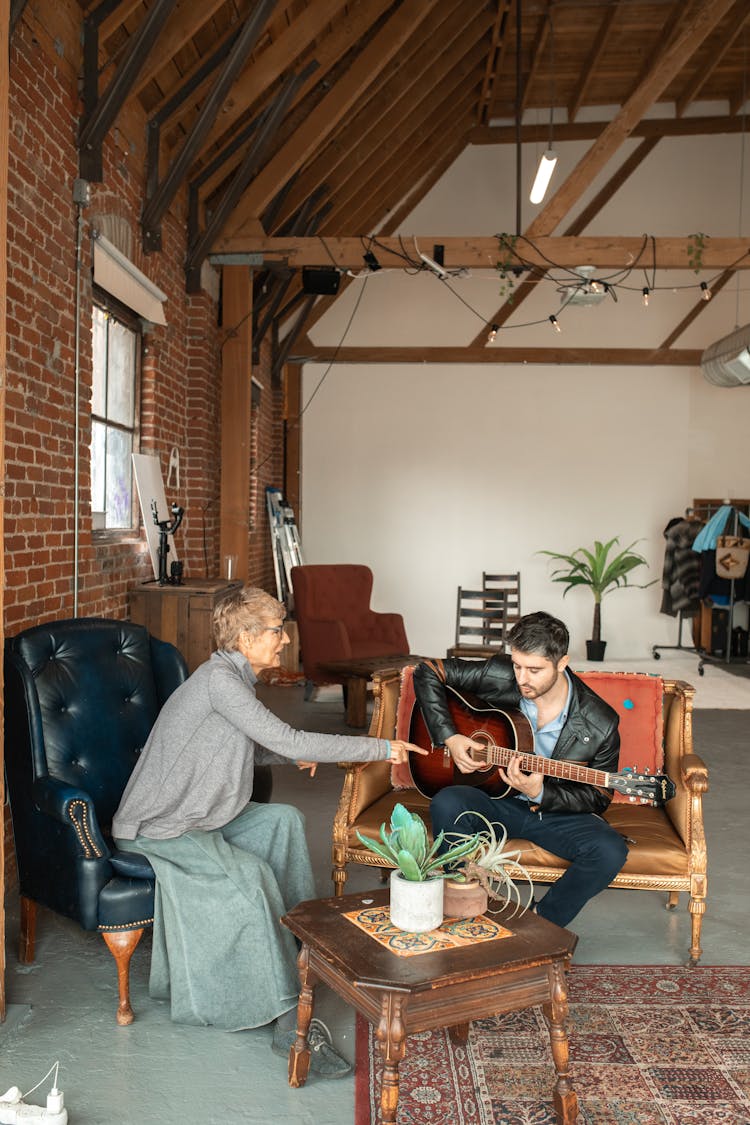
[332,666,709,966]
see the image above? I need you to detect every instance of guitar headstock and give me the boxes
[610,768,676,806]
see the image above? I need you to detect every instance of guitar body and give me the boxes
[408,690,535,799]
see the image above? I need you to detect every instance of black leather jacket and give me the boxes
[412,655,620,816]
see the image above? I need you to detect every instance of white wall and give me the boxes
[297,135,750,662]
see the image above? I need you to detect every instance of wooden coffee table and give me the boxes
[281,888,579,1124]
[317,655,426,727]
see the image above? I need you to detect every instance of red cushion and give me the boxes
[393,666,664,806]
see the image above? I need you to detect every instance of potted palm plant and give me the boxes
[356,804,481,932]
[539,536,655,660]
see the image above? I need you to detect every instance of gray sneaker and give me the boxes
[272,1017,352,1079]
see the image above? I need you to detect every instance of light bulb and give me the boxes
[487,324,498,343]
[529,149,558,205]
[549,314,561,333]
[700,281,711,301]
[642,287,650,307]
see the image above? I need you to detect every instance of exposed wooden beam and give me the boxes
[525,0,738,239]
[521,3,551,115]
[196,0,360,159]
[220,266,253,580]
[194,0,394,207]
[470,115,750,144]
[568,6,619,123]
[320,62,483,235]
[212,235,750,271]
[675,0,750,117]
[222,0,444,240]
[290,346,703,367]
[133,0,241,96]
[468,136,662,346]
[476,0,511,125]
[271,1,491,233]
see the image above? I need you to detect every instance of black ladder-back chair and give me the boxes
[447,572,521,658]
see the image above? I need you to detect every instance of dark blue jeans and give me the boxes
[431,785,628,929]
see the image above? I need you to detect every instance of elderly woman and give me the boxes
[113,586,424,1077]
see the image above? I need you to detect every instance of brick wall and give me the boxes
[3,5,286,886]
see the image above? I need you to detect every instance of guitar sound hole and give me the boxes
[472,732,497,772]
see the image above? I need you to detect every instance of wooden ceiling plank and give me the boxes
[198,0,389,164]
[675,1,750,117]
[525,0,738,239]
[568,6,619,124]
[290,345,703,367]
[329,92,476,236]
[314,46,486,233]
[470,115,750,144]
[134,0,238,96]
[660,269,736,348]
[270,1,491,231]
[467,136,661,345]
[520,5,550,115]
[194,0,393,203]
[99,0,144,44]
[476,0,512,125]
[213,235,750,270]
[222,0,445,240]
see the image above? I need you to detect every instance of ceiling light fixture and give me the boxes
[530,12,557,206]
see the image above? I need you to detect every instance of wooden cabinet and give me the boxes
[129,580,242,673]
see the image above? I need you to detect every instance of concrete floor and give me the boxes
[0,682,745,1124]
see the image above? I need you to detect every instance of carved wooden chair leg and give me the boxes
[19,896,37,963]
[102,927,144,1025]
[666,891,679,910]
[686,898,705,968]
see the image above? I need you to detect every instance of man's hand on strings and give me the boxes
[445,733,486,773]
[499,754,543,800]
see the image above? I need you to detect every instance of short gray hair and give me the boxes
[213,586,285,651]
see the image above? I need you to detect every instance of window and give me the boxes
[91,303,140,531]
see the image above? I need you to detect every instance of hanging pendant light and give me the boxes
[529,11,557,205]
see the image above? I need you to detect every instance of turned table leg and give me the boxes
[376,993,408,1124]
[542,962,579,1125]
[288,944,317,1088]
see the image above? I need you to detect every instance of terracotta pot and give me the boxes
[389,870,443,932]
[442,878,489,919]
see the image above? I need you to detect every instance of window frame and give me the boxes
[90,289,143,540]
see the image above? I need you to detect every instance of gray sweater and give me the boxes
[113,648,389,840]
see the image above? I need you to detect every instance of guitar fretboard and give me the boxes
[479,744,610,789]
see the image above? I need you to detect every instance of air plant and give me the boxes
[355,803,482,882]
[445,811,534,917]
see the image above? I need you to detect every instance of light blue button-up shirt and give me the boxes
[517,671,572,803]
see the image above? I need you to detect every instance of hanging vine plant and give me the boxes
[687,232,709,275]
[496,233,520,302]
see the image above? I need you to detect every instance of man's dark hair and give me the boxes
[508,612,569,663]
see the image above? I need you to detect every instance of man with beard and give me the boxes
[412,611,627,928]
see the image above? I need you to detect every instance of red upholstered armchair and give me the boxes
[291,565,409,687]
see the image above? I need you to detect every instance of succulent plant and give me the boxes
[356,802,481,882]
[446,811,534,916]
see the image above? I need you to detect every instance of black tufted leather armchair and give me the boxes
[3,616,271,1024]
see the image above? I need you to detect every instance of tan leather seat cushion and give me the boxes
[348,798,689,879]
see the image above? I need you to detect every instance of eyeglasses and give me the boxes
[264,625,285,636]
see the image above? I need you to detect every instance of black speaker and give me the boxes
[302,267,340,295]
[710,608,730,654]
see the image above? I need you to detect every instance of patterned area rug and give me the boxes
[354,965,750,1125]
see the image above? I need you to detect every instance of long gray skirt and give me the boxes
[116,802,316,1031]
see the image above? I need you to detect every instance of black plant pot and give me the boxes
[586,640,607,661]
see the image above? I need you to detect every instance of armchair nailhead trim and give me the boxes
[68,799,103,859]
[98,918,154,931]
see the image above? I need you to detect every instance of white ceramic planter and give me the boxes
[389,870,444,933]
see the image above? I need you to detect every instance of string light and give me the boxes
[700,281,712,301]
[487,323,498,343]
[549,314,561,332]
[642,286,650,307]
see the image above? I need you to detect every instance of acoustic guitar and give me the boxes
[408,685,676,807]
